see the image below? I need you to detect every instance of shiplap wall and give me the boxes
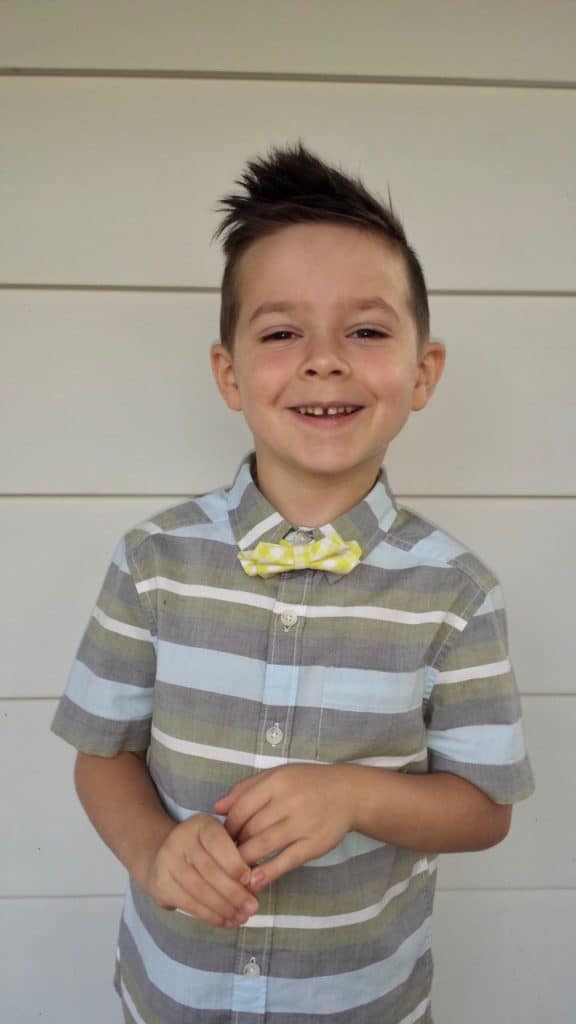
[1,2,575,1021]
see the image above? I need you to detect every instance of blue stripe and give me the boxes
[410,530,468,564]
[157,642,424,712]
[160,520,234,543]
[475,584,505,615]
[427,720,527,766]
[111,537,130,573]
[65,662,153,721]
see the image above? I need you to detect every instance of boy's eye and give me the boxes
[352,328,390,339]
[261,330,295,341]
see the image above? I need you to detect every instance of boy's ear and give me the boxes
[210,342,242,412]
[411,339,446,412]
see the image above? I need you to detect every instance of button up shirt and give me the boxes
[51,451,534,1024]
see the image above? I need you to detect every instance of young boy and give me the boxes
[51,140,534,1024]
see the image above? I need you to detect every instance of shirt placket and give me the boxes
[231,552,312,1023]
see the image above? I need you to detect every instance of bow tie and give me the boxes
[238,529,362,578]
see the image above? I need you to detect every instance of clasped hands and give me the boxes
[143,763,359,931]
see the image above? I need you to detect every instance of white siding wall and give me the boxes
[1,3,574,1020]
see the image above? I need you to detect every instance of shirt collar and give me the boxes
[227,451,400,584]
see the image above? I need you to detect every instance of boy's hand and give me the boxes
[213,765,355,889]
[142,813,259,929]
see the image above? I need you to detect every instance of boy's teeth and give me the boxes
[297,406,357,416]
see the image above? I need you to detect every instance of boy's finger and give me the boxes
[213,772,264,812]
[236,819,291,866]
[178,855,258,921]
[235,804,283,845]
[197,838,256,903]
[165,872,228,929]
[224,787,272,840]
[246,840,312,891]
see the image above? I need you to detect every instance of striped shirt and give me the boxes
[51,451,534,1024]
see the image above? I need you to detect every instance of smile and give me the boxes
[289,405,363,427]
[293,405,361,417]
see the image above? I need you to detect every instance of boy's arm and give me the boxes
[342,764,512,849]
[214,763,512,890]
[74,751,259,928]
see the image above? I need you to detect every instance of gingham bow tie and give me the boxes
[238,530,362,578]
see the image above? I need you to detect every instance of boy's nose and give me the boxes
[299,336,350,377]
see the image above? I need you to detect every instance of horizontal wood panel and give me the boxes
[2,0,575,82]
[2,491,573,701]
[0,896,124,1023]
[1,79,574,288]
[432,891,576,1023]
[2,291,574,495]
[0,697,567,896]
[1,891,574,1022]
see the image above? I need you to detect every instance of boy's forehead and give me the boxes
[236,224,412,322]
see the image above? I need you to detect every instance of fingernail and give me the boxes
[251,869,265,887]
[243,898,258,914]
[240,869,251,885]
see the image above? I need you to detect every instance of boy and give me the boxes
[51,140,534,1024]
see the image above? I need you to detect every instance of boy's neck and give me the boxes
[251,455,383,528]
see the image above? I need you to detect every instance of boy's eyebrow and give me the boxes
[248,297,400,325]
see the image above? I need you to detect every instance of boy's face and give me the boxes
[211,222,445,509]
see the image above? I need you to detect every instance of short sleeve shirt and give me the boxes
[51,451,535,1024]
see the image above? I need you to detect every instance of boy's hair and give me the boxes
[212,139,430,353]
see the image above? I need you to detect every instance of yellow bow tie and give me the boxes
[238,529,362,578]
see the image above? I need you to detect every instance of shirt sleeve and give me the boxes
[50,532,157,756]
[424,581,534,804]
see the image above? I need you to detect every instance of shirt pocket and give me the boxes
[316,665,428,769]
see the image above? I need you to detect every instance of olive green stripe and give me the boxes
[433,673,517,705]
[86,615,154,662]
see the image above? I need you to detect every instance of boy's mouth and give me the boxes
[291,405,362,419]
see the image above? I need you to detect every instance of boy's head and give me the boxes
[210,140,445,519]
[212,140,430,355]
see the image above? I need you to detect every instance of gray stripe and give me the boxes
[136,536,480,599]
[429,752,535,803]
[158,611,440,672]
[77,631,155,687]
[51,696,150,753]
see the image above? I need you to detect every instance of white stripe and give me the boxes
[136,578,276,612]
[120,977,147,1024]
[238,511,284,549]
[241,857,436,931]
[151,724,426,771]
[92,604,152,642]
[399,996,432,1024]
[435,658,512,685]
[134,579,465,629]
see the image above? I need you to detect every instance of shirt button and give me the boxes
[280,608,298,629]
[243,957,261,977]
[265,723,283,746]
